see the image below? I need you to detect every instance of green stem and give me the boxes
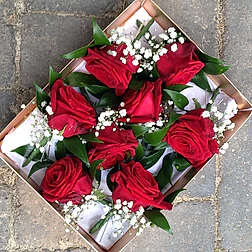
[89,209,114,234]
[206,87,220,111]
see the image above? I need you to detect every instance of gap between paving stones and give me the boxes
[214,0,227,250]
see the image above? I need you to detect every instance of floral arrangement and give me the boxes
[11,17,237,240]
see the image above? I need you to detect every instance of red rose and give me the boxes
[163,108,219,170]
[156,42,204,86]
[41,156,92,203]
[119,78,162,123]
[88,125,138,169]
[48,79,96,138]
[83,44,139,96]
[110,161,173,212]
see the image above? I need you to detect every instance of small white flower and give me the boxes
[95,131,99,137]
[122,206,129,213]
[120,57,127,64]
[171,43,178,52]
[137,67,143,73]
[178,36,185,44]
[35,143,40,148]
[168,27,176,33]
[159,33,169,40]
[227,122,235,130]
[168,100,174,106]
[144,32,150,40]
[143,49,152,59]
[156,120,163,127]
[132,59,139,66]
[41,101,47,108]
[134,40,141,49]
[58,135,64,141]
[202,111,210,118]
[167,39,174,44]
[211,106,218,113]
[53,129,59,135]
[135,54,142,61]
[140,47,145,54]
[126,118,130,122]
[20,104,26,109]
[39,146,45,153]
[208,99,213,104]
[120,102,125,107]
[119,109,127,117]
[140,217,147,224]
[152,54,160,62]
[123,49,129,56]
[170,31,178,39]
[45,106,53,115]
[44,130,51,137]
[222,142,229,150]
[127,201,134,209]
[101,215,106,220]
[112,127,117,132]
[116,26,124,35]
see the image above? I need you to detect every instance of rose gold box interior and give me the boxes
[0,0,251,251]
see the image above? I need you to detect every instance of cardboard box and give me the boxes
[0,0,251,251]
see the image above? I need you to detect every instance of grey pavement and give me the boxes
[0,0,251,251]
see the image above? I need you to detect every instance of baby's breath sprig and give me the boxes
[29,108,64,153]
[95,106,128,137]
[108,24,186,77]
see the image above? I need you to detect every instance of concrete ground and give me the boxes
[0,0,251,251]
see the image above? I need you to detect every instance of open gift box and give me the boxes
[0,0,251,251]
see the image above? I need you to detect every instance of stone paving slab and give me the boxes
[219,119,252,251]
[0,90,17,132]
[26,0,123,17]
[0,19,15,87]
[15,179,91,251]
[124,202,215,252]
[127,0,218,56]
[223,0,252,101]
[20,14,113,89]
[181,157,216,198]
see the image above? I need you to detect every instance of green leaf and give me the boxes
[28,160,53,179]
[90,210,113,234]
[203,62,230,75]
[129,76,143,91]
[163,89,189,110]
[206,87,220,111]
[95,90,122,108]
[64,72,99,86]
[11,144,35,158]
[144,112,181,145]
[154,141,169,150]
[90,159,105,180]
[106,168,116,192]
[165,84,191,92]
[140,149,165,169]
[55,141,66,160]
[191,70,212,92]
[151,64,160,80]
[128,124,149,138]
[61,44,96,59]
[49,66,61,88]
[63,136,89,166]
[34,83,50,113]
[95,169,101,184]
[144,210,173,235]
[22,137,50,167]
[174,155,191,171]
[136,19,142,28]
[164,189,186,203]
[81,83,110,99]
[196,50,225,65]
[192,98,201,109]
[155,152,175,189]
[92,17,111,46]
[80,132,103,143]
[133,18,154,43]
[80,87,91,103]
[134,141,144,161]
